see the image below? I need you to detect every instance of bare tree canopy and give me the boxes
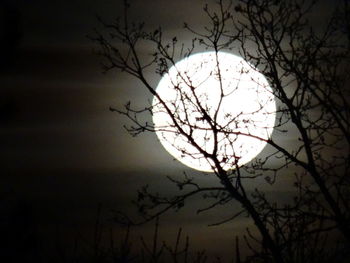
[91,0,350,262]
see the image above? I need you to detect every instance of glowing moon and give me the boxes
[152,52,276,172]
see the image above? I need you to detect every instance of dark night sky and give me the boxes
[0,0,341,260]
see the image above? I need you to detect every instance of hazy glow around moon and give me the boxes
[152,52,276,172]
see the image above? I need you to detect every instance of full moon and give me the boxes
[152,52,276,172]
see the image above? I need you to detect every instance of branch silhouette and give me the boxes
[91,0,350,262]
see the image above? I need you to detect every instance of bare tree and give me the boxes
[236,0,350,236]
[91,0,350,262]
